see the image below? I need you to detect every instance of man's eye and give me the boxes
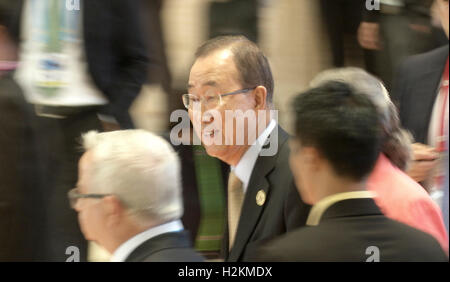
[191,97,200,102]
[205,96,216,102]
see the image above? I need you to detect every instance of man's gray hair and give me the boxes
[310,67,413,171]
[195,35,275,106]
[81,129,183,224]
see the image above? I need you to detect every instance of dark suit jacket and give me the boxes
[124,231,204,262]
[363,0,434,22]
[16,0,149,128]
[392,45,449,144]
[223,126,311,262]
[0,72,41,261]
[254,198,448,262]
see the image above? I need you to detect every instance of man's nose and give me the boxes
[202,109,215,124]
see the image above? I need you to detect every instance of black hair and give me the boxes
[292,81,382,181]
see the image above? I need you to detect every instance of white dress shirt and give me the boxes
[231,119,277,193]
[110,220,184,262]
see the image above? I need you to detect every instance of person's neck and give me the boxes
[103,220,159,255]
[221,115,271,167]
[313,174,367,204]
[221,145,250,167]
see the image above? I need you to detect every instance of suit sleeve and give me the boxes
[362,9,380,23]
[391,60,409,124]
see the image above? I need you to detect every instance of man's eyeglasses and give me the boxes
[182,87,255,110]
[67,188,111,209]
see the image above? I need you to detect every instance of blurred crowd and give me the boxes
[0,0,448,262]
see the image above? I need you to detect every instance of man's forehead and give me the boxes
[189,52,238,90]
[188,72,223,89]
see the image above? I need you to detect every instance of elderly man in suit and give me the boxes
[255,81,447,262]
[183,35,310,262]
[392,0,449,198]
[70,130,203,262]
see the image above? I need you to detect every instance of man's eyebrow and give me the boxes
[203,80,218,87]
[187,80,218,90]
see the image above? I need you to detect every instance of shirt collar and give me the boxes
[110,219,184,262]
[306,191,376,226]
[231,119,277,193]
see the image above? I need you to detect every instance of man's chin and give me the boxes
[204,144,228,160]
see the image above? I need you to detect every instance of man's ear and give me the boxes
[102,195,124,228]
[253,86,268,110]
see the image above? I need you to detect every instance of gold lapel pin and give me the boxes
[256,190,266,206]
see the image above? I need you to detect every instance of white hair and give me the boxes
[81,129,183,224]
[310,67,413,171]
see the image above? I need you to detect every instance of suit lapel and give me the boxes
[403,46,449,143]
[227,126,288,261]
[407,68,445,143]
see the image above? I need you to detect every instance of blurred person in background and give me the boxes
[70,130,203,262]
[14,0,149,261]
[209,0,259,43]
[311,68,448,254]
[185,35,310,262]
[0,0,41,261]
[358,0,445,89]
[254,81,447,262]
[391,0,448,209]
[320,0,376,71]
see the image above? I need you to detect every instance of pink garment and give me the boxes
[367,154,449,254]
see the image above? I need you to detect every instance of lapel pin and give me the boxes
[256,190,266,206]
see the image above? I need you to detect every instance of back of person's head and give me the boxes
[310,67,413,171]
[293,81,382,181]
[81,129,183,225]
[0,0,21,44]
[195,35,274,105]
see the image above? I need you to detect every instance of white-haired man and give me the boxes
[69,130,203,262]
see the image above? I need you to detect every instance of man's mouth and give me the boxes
[203,129,218,139]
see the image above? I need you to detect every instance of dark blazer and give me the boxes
[254,198,448,262]
[0,72,41,261]
[391,45,449,143]
[124,231,204,262]
[223,126,311,262]
[16,0,149,128]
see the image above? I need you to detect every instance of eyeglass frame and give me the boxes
[182,87,256,110]
[67,187,112,209]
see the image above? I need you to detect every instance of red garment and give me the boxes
[367,154,449,254]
